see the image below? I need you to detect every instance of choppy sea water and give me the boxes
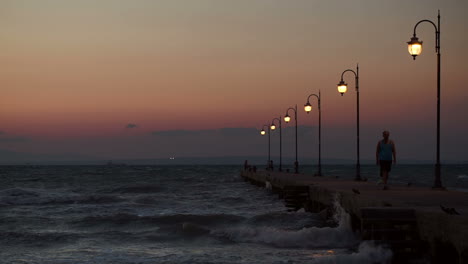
[3,164,461,263]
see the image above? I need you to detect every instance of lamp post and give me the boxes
[304,90,322,176]
[337,64,361,181]
[407,10,444,189]
[260,124,271,170]
[270,117,282,171]
[284,105,298,173]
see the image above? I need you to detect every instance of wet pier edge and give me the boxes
[240,169,468,264]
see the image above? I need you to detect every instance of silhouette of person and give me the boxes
[376,130,396,190]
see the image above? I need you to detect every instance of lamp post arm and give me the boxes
[341,67,359,92]
[306,94,320,110]
[340,69,357,81]
[271,117,282,127]
[285,107,297,116]
[413,11,440,53]
[413,19,438,34]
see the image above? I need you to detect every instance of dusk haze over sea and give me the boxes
[2,0,467,164]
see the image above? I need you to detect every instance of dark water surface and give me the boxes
[3,164,460,263]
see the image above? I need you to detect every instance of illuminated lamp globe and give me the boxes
[304,102,312,113]
[270,124,276,130]
[407,36,422,60]
[260,129,266,135]
[337,80,348,96]
[284,115,291,123]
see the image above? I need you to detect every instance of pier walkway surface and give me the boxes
[241,170,468,263]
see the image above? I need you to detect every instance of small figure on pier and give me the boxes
[244,160,251,171]
[265,160,274,171]
[376,130,397,190]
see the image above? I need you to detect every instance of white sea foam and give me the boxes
[312,241,393,264]
[308,194,393,263]
[213,193,358,248]
[265,181,272,190]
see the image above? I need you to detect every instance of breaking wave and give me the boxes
[212,193,358,249]
[312,241,393,264]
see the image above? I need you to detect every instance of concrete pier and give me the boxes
[241,170,468,264]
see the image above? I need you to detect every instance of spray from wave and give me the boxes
[212,193,358,248]
[311,194,393,263]
[312,241,393,264]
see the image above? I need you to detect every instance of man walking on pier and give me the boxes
[376,130,396,190]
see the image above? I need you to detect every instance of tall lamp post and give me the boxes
[337,64,361,181]
[304,90,322,176]
[284,105,298,173]
[270,117,282,171]
[260,124,271,170]
[407,10,444,189]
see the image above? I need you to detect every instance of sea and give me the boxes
[0,164,467,264]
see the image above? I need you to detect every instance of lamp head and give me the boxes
[407,35,422,60]
[270,123,276,130]
[260,129,266,135]
[304,102,312,113]
[337,80,347,96]
[284,115,291,123]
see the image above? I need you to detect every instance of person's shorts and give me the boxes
[380,160,392,175]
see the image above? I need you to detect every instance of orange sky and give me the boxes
[1,0,467,161]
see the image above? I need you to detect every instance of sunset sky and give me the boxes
[1,0,467,163]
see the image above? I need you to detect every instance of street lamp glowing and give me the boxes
[304,102,312,113]
[284,115,291,123]
[270,124,276,130]
[337,80,348,96]
[260,129,266,135]
[407,36,423,60]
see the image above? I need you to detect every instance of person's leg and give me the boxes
[383,170,389,185]
[382,161,390,190]
[382,171,389,190]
